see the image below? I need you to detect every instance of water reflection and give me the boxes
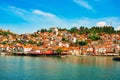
[0,55,120,80]
[0,55,116,68]
[60,56,114,68]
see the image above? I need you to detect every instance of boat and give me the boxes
[0,52,6,55]
[112,56,120,61]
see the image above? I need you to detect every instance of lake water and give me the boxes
[0,55,120,80]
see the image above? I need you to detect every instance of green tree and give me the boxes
[69,27,78,33]
[75,39,86,46]
[41,29,47,33]
[28,40,35,44]
[77,41,87,46]
[62,37,68,42]
[1,41,8,44]
[88,35,101,41]
[37,30,40,33]
[3,32,9,36]
[37,42,42,46]
[56,48,63,55]
[58,27,67,31]
[78,26,90,35]
[48,29,52,33]
[90,26,115,34]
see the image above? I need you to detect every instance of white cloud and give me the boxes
[8,6,29,16]
[116,26,120,30]
[0,6,120,34]
[32,10,56,17]
[73,0,94,11]
[96,21,106,27]
[9,6,28,13]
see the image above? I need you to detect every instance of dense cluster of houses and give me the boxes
[0,27,120,56]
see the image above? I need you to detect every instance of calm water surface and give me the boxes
[0,55,120,80]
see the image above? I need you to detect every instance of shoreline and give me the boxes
[0,52,119,58]
[0,53,119,58]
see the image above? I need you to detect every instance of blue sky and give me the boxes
[0,0,120,34]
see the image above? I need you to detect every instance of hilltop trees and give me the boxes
[36,26,116,35]
[69,27,78,33]
[90,26,115,34]
[40,29,48,33]
[58,27,67,31]
[0,29,14,36]
[37,28,53,33]
[67,26,115,35]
